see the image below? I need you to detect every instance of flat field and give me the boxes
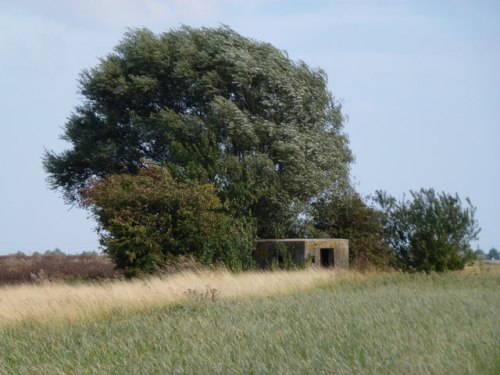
[0,269,498,374]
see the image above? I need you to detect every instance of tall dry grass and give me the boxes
[461,260,500,275]
[2,271,498,374]
[0,268,364,326]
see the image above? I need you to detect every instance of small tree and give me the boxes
[84,164,255,276]
[487,248,499,260]
[374,189,480,272]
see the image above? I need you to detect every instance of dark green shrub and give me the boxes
[84,164,255,276]
[374,189,480,272]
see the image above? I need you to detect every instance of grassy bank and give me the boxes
[0,271,498,374]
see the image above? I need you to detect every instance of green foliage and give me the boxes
[488,248,499,260]
[79,250,99,257]
[43,248,66,256]
[84,164,255,276]
[43,25,352,238]
[374,188,480,272]
[2,273,499,374]
[311,190,394,268]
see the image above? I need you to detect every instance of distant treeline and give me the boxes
[7,249,99,257]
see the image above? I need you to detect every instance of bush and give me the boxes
[374,189,480,272]
[84,164,256,276]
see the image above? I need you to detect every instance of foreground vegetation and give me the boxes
[0,268,345,325]
[1,270,498,374]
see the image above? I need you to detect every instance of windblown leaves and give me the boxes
[44,25,352,238]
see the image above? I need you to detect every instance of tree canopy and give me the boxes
[44,26,352,238]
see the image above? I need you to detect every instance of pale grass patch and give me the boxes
[0,269,366,326]
[461,260,500,275]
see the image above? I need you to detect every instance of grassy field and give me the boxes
[0,269,498,374]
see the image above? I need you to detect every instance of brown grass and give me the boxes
[0,255,119,284]
[0,268,364,326]
[461,260,500,275]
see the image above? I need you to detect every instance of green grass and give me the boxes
[1,272,498,374]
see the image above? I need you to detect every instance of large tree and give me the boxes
[44,26,353,238]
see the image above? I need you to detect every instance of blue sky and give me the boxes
[0,0,499,254]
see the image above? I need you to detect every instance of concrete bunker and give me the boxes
[254,239,349,269]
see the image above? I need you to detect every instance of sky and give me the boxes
[0,0,499,255]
